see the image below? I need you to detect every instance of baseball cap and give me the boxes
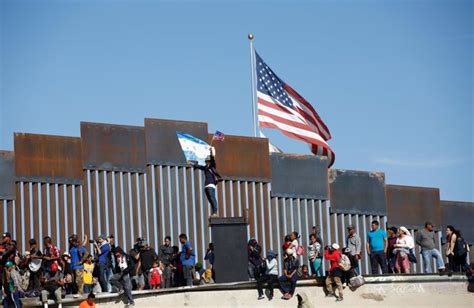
[331,243,340,250]
[5,261,13,268]
[2,232,11,238]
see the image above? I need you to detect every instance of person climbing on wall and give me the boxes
[188,146,223,217]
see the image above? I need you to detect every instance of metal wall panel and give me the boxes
[81,122,146,173]
[329,169,387,215]
[208,134,271,182]
[386,185,441,230]
[0,151,15,200]
[440,200,474,244]
[14,133,83,184]
[144,118,208,166]
[270,153,328,199]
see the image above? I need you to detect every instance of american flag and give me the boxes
[212,130,225,142]
[255,51,335,167]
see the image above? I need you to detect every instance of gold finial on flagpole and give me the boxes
[248,33,254,40]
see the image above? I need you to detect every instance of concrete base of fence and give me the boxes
[20,274,472,307]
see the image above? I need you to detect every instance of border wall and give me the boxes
[1,118,473,276]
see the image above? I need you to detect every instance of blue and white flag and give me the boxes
[176,132,210,166]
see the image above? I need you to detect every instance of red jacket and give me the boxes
[324,248,341,272]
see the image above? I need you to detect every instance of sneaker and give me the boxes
[336,297,344,302]
[268,296,273,301]
[258,295,265,300]
[127,302,135,306]
[281,293,289,300]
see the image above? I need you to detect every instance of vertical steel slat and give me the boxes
[185,167,195,247]
[150,166,159,249]
[33,183,40,242]
[131,173,139,241]
[15,183,22,249]
[170,167,178,241]
[190,168,198,258]
[98,171,105,237]
[120,172,128,250]
[57,184,65,250]
[51,183,59,245]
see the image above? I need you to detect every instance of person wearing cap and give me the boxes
[40,262,64,308]
[2,260,22,308]
[346,225,361,273]
[129,238,145,290]
[386,226,398,273]
[393,226,415,273]
[138,239,158,289]
[94,235,111,292]
[415,222,446,274]
[69,234,88,296]
[324,243,344,302]
[188,146,223,217]
[256,250,278,300]
[279,248,299,300]
[366,220,388,274]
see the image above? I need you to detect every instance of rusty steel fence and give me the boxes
[1,118,473,277]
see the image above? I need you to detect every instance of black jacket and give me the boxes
[113,248,135,276]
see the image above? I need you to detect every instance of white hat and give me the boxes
[399,226,410,235]
[331,243,340,250]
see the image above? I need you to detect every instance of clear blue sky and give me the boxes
[1,0,472,202]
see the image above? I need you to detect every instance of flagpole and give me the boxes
[248,33,258,137]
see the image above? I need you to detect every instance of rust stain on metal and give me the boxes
[329,169,387,215]
[207,134,271,182]
[81,122,146,173]
[0,151,15,200]
[386,184,441,229]
[144,118,208,166]
[440,200,474,244]
[14,133,83,184]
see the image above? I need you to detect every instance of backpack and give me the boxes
[20,270,30,291]
[338,254,351,271]
[454,237,468,256]
[296,245,305,256]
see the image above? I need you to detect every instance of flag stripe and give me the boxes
[255,50,335,167]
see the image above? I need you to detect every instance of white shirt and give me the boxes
[265,258,278,275]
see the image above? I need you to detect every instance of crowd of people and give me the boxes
[247,221,471,302]
[0,232,214,307]
[0,220,471,307]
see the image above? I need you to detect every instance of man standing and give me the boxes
[366,220,388,274]
[94,235,111,292]
[138,240,158,289]
[415,222,446,274]
[346,225,361,273]
[188,147,222,217]
[42,236,60,274]
[179,234,196,287]
[23,238,43,291]
[69,235,88,296]
[110,247,135,306]
[324,244,344,302]
[158,236,174,288]
[386,227,398,273]
[2,261,22,308]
